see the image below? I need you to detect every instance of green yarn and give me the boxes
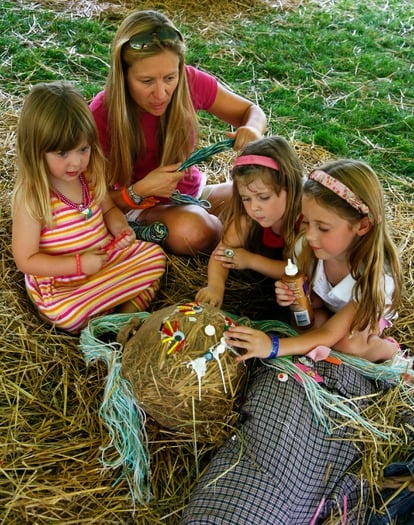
[128,221,169,243]
[178,138,235,171]
[169,190,211,209]
[330,350,414,383]
[262,358,389,438]
[250,318,299,338]
[80,313,151,503]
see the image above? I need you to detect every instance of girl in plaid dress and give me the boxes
[12,81,165,334]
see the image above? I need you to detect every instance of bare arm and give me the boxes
[11,196,107,277]
[195,243,230,308]
[208,84,267,149]
[109,163,183,212]
[12,191,112,277]
[226,302,359,361]
[195,221,244,307]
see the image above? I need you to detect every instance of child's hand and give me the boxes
[104,228,135,252]
[80,251,109,275]
[213,245,249,270]
[195,286,224,308]
[225,325,272,362]
[275,279,294,306]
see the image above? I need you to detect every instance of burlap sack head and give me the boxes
[120,302,247,440]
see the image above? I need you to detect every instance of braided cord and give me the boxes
[129,221,169,243]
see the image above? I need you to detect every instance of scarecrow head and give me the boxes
[119,302,247,439]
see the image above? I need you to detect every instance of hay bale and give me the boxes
[121,302,247,440]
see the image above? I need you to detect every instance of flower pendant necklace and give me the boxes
[52,173,92,220]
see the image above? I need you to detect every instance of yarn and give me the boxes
[128,221,168,243]
[178,138,235,171]
[169,190,211,209]
[80,313,152,503]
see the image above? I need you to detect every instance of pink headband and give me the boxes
[233,155,279,171]
[309,169,371,217]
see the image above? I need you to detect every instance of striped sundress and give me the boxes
[25,192,166,334]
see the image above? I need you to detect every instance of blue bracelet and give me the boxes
[268,335,280,359]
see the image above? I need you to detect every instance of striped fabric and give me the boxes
[25,193,165,333]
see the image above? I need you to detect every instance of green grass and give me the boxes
[1,0,413,180]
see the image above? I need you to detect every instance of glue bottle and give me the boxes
[282,258,314,328]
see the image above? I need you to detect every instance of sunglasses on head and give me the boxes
[129,26,182,50]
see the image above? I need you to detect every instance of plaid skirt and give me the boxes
[180,359,391,525]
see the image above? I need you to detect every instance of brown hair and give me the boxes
[225,135,304,258]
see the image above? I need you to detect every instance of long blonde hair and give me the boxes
[298,159,402,333]
[13,81,107,228]
[225,136,304,258]
[104,10,198,187]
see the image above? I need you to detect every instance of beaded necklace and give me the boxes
[52,173,92,219]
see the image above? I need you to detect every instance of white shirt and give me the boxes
[311,259,396,321]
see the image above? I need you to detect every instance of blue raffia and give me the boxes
[169,190,211,209]
[79,312,152,503]
[329,350,414,383]
[262,357,389,438]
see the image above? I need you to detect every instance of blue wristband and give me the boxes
[268,335,280,359]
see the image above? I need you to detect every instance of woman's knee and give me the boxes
[166,209,222,255]
[202,182,232,218]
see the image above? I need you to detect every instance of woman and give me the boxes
[90,9,267,255]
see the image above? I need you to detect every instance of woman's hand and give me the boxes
[226,125,263,150]
[275,279,295,307]
[133,163,183,199]
[225,325,272,362]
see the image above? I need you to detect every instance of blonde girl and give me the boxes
[226,159,403,363]
[90,9,267,255]
[196,136,303,308]
[12,81,165,334]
